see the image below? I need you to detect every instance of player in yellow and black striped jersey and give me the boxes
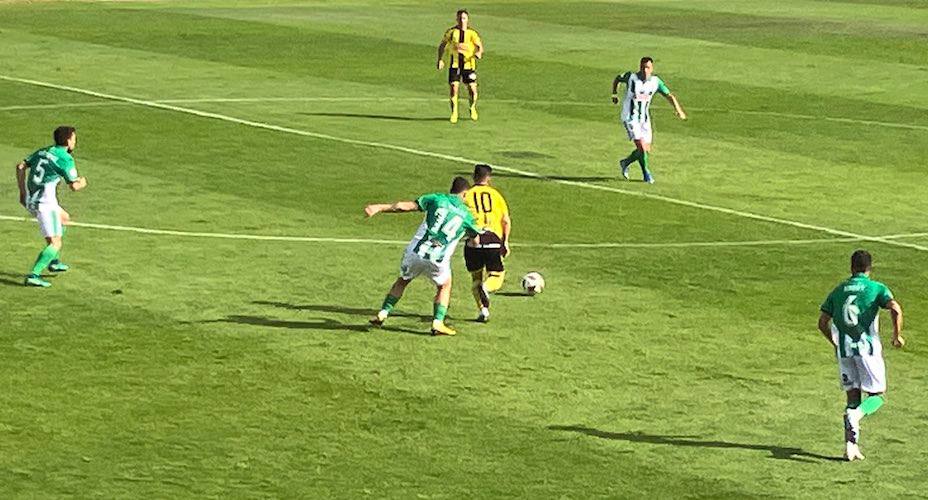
[436,9,483,124]
[463,164,511,323]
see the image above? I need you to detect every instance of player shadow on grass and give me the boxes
[460,171,630,183]
[200,315,371,332]
[299,112,447,122]
[252,300,433,322]
[548,425,843,463]
[0,271,55,287]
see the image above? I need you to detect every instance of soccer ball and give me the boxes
[521,272,545,296]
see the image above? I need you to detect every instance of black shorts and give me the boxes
[448,68,477,84]
[464,232,504,273]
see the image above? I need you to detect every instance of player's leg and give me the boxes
[466,79,478,121]
[25,209,64,287]
[370,277,411,326]
[431,277,457,336]
[619,121,642,179]
[48,209,71,272]
[483,247,505,293]
[637,122,655,183]
[449,79,460,124]
[845,342,888,458]
[838,353,866,460]
[464,246,490,320]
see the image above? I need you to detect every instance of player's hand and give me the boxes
[611,95,619,105]
[364,205,381,218]
[437,60,445,70]
[60,209,71,225]
[892,335,905,348]
[676,110,687,120]
[502,242,511,258]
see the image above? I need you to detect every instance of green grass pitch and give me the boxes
[2,0,928,497]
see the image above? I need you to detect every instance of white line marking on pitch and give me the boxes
[2,74,926,253]
[0,214,874,249]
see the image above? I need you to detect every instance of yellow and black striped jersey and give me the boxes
[464,184,509,238]
[442,26,482,70]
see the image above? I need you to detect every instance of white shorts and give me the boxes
[399,250,451,286]
[834,330,886,393]
[624,120,652,144]
[29,206,64,238]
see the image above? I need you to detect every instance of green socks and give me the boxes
[30,245,60,276]
[433,303,448,322]
[624,149,641,163]
[859,395,885,416]
[638,151,651,177]
[380,294,400,314]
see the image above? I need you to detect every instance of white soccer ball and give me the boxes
[521,272,545,296]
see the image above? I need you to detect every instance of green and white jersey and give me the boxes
[406,193,482,264]
[821,274,894,358]
[23,145,79,211]
[617,71,671,124]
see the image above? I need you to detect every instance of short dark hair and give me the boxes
[450,176,470,194]
[53,126,76,146]
[473,163,492,182]
[851,249,872,274]
[457,9,469,17]
[640,56,653,65]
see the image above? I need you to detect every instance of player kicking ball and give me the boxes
[366,177,483,336]
[612,56,686,184]
[817,250,905,461]
[15,126,88,288]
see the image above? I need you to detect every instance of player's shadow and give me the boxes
[200,315,370,332]
[252,300,433,322]
[462,171,618,183]
[549,425,843,463]
[0,271,57,287]
[495,291,532,298]
[299,112,447,122]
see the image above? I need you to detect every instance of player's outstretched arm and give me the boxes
[817,312,836,348]
[15,161,28,206]
[887,299,905,347]
[665,93,686,120]
[364,201,419,217]
[437,40,447,69]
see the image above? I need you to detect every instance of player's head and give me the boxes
[450,176,470,197]
[54,125,77,153]
[851,249,872,275]
[456,9,469,25]
[639,56,654,78]
[473,163,492,185]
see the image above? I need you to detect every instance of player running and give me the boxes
[437,9,483,124]
[366,177,483,336]
[817,250,905,461]
[15,126,88,288]
[612,56,686,184]
[463,164,511,323]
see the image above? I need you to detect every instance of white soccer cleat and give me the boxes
[477,307,490,323]
[844,442,865,462]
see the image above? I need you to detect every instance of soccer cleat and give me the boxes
[24,275,51,288]
[430,320,457,336]
[48,261,70,273]
[450,110,459,124]
[470,105,478,121]
[644,174,655,184]
[369,311,388,327]
[844,442,865,462]
[619,158,631,180]
[476,307,490,323]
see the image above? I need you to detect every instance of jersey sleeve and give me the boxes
[616,72,631,86]
[442,28,454,44]
[54,154,80,182]
[471,30,482,46]
[656,77,671,95]
[877,283,894,307]
[496,191,510,217]
[23,150,41,167]
[416,193,438,212]
[820,288,836,316]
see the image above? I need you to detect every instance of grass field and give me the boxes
[2,0,928,497]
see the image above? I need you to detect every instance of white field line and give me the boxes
[3,95,926,133]
[0,214,874,249]
[2,74,926,253]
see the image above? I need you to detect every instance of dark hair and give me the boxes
[851,249,872,274]
[450,176,470,194]
[473,163,492,182]
[457,9,469,17]
[640,56,653,65]
[53,126,76,146]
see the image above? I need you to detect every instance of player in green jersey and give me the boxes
[15,126,88,288]
[612,56,686,183]
[818,250,905,461]
[365,177,483,336]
